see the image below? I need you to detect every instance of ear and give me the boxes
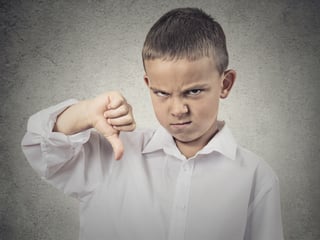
[144,74,150,87]
[220,69,236,99]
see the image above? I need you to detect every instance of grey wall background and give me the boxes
[1,0,319,239]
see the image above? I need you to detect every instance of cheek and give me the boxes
[154,109,168,126]
[151,99,167,121]
[192,98,219,119]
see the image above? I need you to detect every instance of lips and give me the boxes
[170,121,192,129]
[171,121,191,125]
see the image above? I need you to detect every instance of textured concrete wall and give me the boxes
[1,0,319,239]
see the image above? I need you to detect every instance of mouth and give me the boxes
[170,121,192,129]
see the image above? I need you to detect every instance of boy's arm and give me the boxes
[21,91,135,198]
[53,91,136,160]
[245,175,284,240]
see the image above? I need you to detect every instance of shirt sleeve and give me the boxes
[244,169,284,240]
[21,99,114,199]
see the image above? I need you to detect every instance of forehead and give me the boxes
[144,57,220,89]
[145,57,216,73]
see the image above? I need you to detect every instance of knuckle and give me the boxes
[122,104,129,113]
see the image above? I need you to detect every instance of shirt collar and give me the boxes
[142,126,182,158]
[142,121,238,161]
[197,121,237,160]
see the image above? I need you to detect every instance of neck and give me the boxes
[175,125,219,159]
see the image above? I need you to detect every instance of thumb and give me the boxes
[105,133,124,160]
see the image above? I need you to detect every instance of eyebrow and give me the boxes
[182,83,211,91]
[149,87,166,92]
[149,84,211,93]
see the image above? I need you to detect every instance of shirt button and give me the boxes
[183,164,190,171]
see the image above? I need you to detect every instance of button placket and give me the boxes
[168,160,194,240]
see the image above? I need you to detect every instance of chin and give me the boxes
[173,134,200,144]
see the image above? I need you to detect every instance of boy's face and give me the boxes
[144,57,235,153]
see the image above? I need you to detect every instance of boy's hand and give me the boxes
[88,92,136,160]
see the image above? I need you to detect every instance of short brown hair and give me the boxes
[142,8,229,74]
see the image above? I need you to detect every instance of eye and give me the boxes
[154,90,169,98]
[186,89,203,96]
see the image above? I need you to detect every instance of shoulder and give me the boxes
[236,146,279,192]
[237,146,279,182]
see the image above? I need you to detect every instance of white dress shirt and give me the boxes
[21,99,284,240]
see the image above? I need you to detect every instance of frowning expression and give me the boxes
[144,57,231,151]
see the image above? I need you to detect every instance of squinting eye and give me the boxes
[187,89,202,95]
[154,91,169,97]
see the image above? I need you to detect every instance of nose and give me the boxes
[170,97,189,117]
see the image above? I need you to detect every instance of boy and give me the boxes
[22,7,284,240]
